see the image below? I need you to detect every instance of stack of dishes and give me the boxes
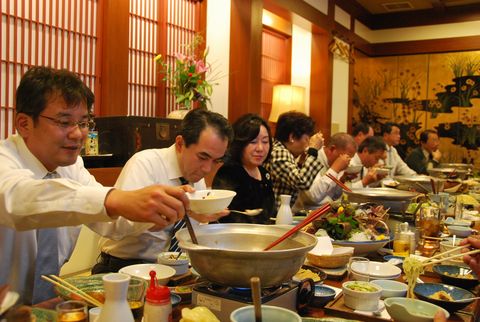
[350,261,402,281]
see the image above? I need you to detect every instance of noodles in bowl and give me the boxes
[403,256,424,298]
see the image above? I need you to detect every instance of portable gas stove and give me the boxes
[192,279,314,321]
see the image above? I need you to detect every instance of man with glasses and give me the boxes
[0,66,190,304]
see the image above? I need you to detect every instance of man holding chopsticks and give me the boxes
[0,67,192,304]
[293,133,357,212]
[90,108,233,274]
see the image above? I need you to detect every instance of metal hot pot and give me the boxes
[176,224,317,288]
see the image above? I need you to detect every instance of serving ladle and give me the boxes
[229,208,263,216]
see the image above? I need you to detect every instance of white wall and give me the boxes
[355,19,480,43]
[291,23,312,114]
[206,0,231,118]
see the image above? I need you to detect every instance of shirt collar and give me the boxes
[165,144,184,181]
[12,134,53,179]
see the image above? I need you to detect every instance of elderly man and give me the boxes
[293,133,357,211]
[406,129,442,175]
[0,67,189,304]
[381,122,416,177]
[352,122,374,146]
[91,108,233,273]
[349,136,388,188]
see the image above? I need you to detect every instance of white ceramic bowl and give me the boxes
[187,189,236,214]
[384,297,450,322]
[448,225,472,237]
[371,279,408,299]
[345,165,362,175]
[375,168,390,176]
[119,263,175,285]
[351,261,402,280]
[230,305,301,322]
[157,252,190,276]
[342,281,382,311]
[439,238,468,267]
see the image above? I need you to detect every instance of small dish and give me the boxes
[345,165,362,175]
[310,285,336,307]
[432,264,479,289]
[187,189,236,214]
[414,282,475,312]
[350,261,401,280]
[447,225,472,238]
[370,279,407,299]
[342,281,382,311]
[383,255,404,267]
[119,264,176,284]
[170,284,194,303]
[384,297,449,322]
[157,252,189,276]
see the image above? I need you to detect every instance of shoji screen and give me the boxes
[128,0,158,116]
[261,28,290,120]
[128,0,201,117]
[0,0,99,139]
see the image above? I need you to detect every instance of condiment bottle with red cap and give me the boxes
[143,270,172,322]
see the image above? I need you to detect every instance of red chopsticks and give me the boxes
[264,203,331,251]
[326,173,352,192]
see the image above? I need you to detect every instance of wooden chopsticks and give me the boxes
[264,203,331,251]
[41,275,103,307]
[420,244,480,267]
[326,173,352,192]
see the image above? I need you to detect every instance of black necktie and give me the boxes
[32,171,60,303]
[168,177,188,252]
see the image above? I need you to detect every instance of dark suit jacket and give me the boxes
[405,147,437,175]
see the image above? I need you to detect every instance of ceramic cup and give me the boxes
[230,305,301,322]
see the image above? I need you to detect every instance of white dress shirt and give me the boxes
[382,145,416,177]
[293,148,344,212]
[93,145,205,261]
[0,134,112,304]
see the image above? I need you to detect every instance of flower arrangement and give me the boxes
[155,35,214,109]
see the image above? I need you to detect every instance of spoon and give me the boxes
[250,277,262,322]
[229,208,263,216]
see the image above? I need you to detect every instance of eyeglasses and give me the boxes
[39,115,95,131]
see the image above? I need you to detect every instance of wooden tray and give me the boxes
[324,294,391,322]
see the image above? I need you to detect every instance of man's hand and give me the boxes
[432,149,442,162]
[105,185,189,228]
[362,168,378,187]
[460,236,480,277]
[188,209,230,223]
[309,132,324,150]
[331,154,351,173]
[433,310,447,322]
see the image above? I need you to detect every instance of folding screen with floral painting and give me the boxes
[353,50,480,168]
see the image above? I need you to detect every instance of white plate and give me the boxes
[0,291,19,315]
[351,261,402,279]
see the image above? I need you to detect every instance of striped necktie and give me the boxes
[32,171,60,303]
[168,177,188,252]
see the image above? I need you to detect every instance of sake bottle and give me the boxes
[96,273,135,322]
[276,194,293,225]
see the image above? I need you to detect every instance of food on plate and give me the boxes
[444,271,475,279]
[403,256,424,298]
[180,306,219,322]
[344,281,379,292]
[429,290,454,301]
[294,268,321,282]
[174,285,193,294]
[307,200,390,241]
